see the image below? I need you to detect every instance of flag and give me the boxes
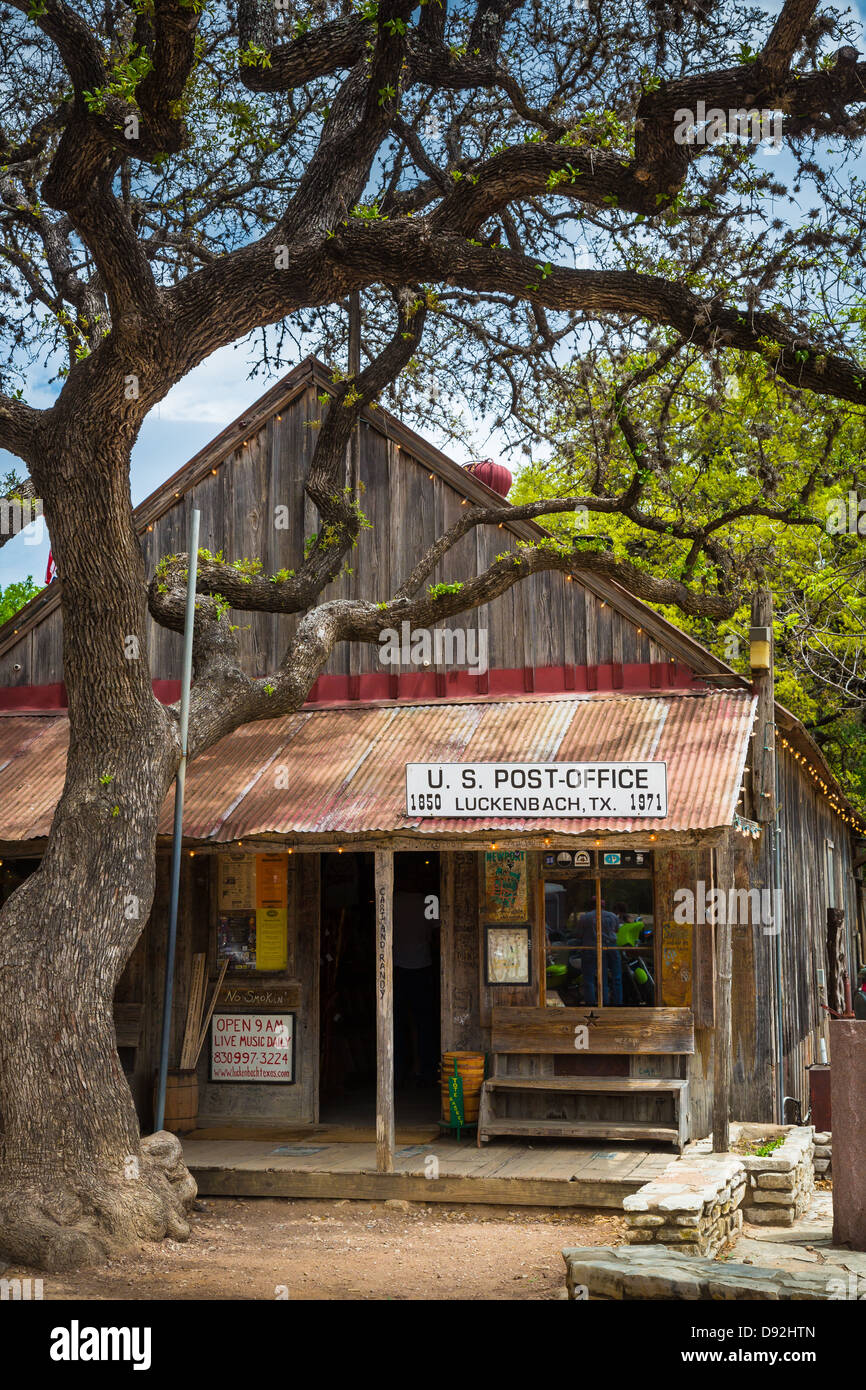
[45,550,57,584]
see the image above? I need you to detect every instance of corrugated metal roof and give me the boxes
[0,689,756,842]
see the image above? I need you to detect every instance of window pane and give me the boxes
[545,874,655,1007]
[603,879,655,1006]
[545,878,596,1006]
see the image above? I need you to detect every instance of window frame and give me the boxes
[542,865,656,1009]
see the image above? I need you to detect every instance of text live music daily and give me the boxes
[405,761,668,818]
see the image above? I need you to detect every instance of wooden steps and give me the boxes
[477,1074,689,1151]
[478,1118,681,1144]
[483,1077,688,1095]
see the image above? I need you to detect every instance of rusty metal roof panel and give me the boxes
[0,716,69,840]
[0,716,60,776]
[0,690,757,843]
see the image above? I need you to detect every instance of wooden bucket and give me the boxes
[440,1051,485,1123]
[156,1069,199,1134]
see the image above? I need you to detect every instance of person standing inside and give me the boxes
[569,891,623,1006]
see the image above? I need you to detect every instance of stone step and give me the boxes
[562,1245,849,1300]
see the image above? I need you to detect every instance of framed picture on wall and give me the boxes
[484,849,529,922]
[485,923,532,986]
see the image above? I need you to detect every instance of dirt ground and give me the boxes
[20,1198,624,1301]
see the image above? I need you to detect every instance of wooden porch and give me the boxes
[183,1132,672,1208]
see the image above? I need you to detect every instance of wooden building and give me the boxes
[1,357,863,1167]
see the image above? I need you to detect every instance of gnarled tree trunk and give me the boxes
[0,423,195,1270]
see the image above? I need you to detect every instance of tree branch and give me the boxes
[0,396,41,464]
[149,285,428,630]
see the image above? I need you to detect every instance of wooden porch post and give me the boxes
[374,848,395,1173]
[712,831,734,1152]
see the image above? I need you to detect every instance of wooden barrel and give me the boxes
[155,1069,198,1134]
[440,1052,485,1123]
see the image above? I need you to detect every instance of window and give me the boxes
[544,869,655,1007]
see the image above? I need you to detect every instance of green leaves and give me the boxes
[238,43,272,71]
[0,577,40,626]
[350,201,387,221]
[428,581,464,598]
[82,46,154,116]
[525,262,552,292]
[511,346,866,809]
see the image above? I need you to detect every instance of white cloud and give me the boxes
[149,341,286,425]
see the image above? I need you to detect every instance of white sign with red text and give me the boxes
[210,1010,294,1083]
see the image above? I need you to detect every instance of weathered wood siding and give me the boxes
[654,845,715,1137]
[0,383,670,689]
[727,742,861,1123]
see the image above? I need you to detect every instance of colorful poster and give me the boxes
[217,855,292,973]
[217,911,257,971]
[255,907,289,972]
[484,849,529,922]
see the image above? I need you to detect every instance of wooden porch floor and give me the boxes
[183,1135,672,1208]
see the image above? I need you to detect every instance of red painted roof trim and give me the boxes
[0,662,702,714]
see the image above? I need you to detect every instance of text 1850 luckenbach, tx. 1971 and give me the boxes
[405,762,668,818]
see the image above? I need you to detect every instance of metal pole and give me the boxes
[155,508,201,1132]
[347,290,361,497]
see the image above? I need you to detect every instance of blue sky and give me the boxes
[1,342,300,590]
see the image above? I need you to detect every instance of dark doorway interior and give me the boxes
[318,850,440,1127]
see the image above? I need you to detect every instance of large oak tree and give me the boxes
[1,0,865,1269]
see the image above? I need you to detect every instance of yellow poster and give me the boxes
[661,921,692,1007]
[256,907,289,972]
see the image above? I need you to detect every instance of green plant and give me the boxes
[428,580,464,598]
[751,1135,785,1157]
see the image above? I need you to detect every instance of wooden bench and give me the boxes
[478,1006,694,1152]
[477,1075,690,1151]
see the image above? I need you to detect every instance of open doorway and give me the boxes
[393,851,441,1121]
[318,851,441,1129]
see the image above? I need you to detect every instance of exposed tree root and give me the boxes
[0,1131,196,1272]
